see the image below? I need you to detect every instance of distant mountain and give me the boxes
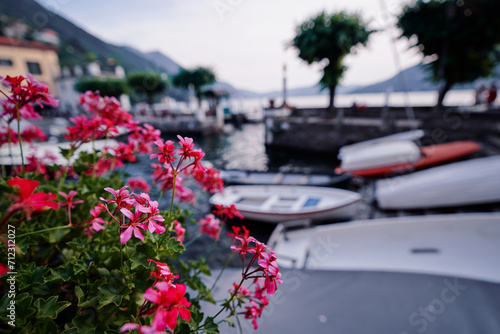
[121,47,182,75]
[0,0,182,75]
[232,83,363,99]
[351,64,500,94]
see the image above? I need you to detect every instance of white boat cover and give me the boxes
[340,140,421,171]
[375,156,500,209]
[338,129,425,158]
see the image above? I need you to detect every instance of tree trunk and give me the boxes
[436,81,452,111]
[148,94,157,117]
[328,85,336,112]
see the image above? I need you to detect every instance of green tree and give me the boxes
[74,77,129,98]
[398,0,500,109]
[173,67,216,106]
[292,11,373,110]
[126,72,168,105]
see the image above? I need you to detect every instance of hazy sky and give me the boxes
[37,0,423,93]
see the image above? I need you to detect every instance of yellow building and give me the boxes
[0,36,61,96]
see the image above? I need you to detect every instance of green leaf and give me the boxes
[42,226,71,243]
[72,311,97,334]
[59,147,73,159]
[97,279,126,309]
[67,238,89,252]
[223,317,236,328]
[34,296,71,319]
[15,237,37,255]
[18,264,47,290]
[75,286,85,304]
[61,328,79,334]
[33,318,58,334]
[48,263,74,282]
[129,243,156,269]
[203,317,220,334]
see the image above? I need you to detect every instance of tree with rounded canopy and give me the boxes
[398,0,500,109]
[173,67,216,106]
[126,72,168,106]
[75,77,129,98]
[292,11,373,110]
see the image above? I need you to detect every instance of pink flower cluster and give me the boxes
[6,177,58,218]
[197,214,222,240]
[172,220,186,244]
[63,91,162,177]
[0,75,56,149]
[0,74,58,111]
[123,260,190,333]
[150,136,223,205]
[230,226,282,296]
[229,280,270,330]
[100,186,166,244]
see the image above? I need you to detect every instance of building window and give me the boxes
[26,61,42,75]
[0,59,12,66]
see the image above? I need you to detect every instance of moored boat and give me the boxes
[268,212,500,284]
[337,129,425,158]
[220,169,351,187]
[336,140,481,177]
[209,185,361,223]
[0,139,119,166]
[375,155,500,209]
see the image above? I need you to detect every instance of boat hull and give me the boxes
[337,140,481,177]
[269,213,500,284]
[209,185,361,223]
[375,155,500,209]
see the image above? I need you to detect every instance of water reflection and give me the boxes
[166,123,338,173]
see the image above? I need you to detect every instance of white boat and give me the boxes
[208,185,361,223]
[337,129,425,158]
[220,170,351,187]
[0,139,119,166]
[375,155,500,209]
[338,140,422,171]
[268,213,500,284]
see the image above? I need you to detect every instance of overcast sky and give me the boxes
[37,0,423,93]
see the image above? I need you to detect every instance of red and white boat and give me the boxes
[335,140,481,177]
[209,185,361,223]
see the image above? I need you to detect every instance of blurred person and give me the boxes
[487,83,497,106]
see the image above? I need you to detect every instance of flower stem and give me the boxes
[16,104,24,175]
[183,233,201,248]
[212,277,245,321]
[17,225,71,238]
[210,252,234,291]
[168,173,177,223]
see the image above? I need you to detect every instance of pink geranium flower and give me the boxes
[6,177,58,218]
[150,139,176,165]
[120,323,165,334]
[127,176,151,193]
[143,282,191,331]
[119,205,149,244]
[172,220,186,244]
[100,186,135,209]
[148,259,179,285]
[58,190,84,226]
[198,214,221,240]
